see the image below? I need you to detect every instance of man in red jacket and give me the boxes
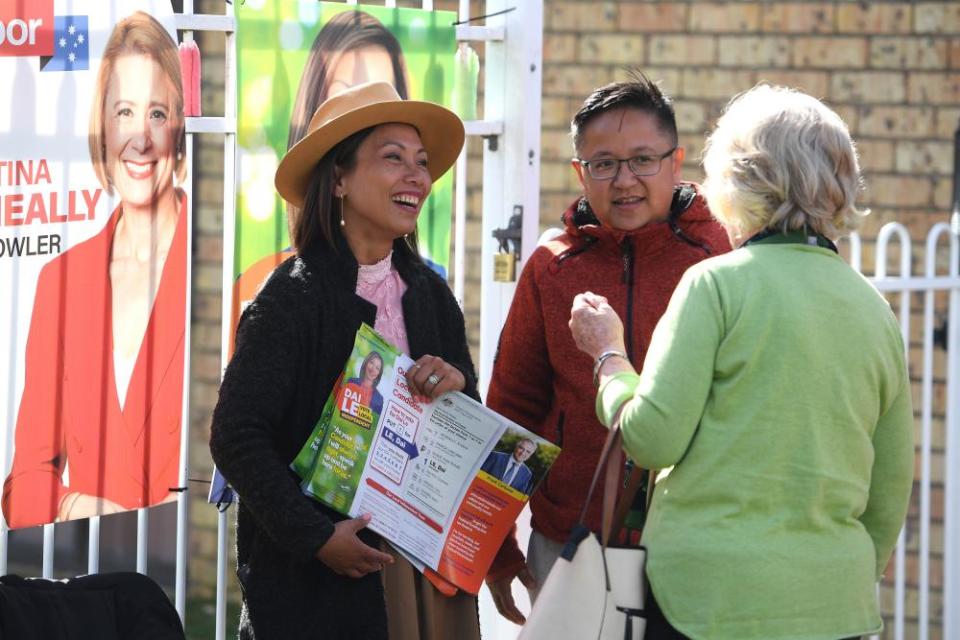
[485,75,731,624]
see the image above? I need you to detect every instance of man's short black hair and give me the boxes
[571,71,678,153]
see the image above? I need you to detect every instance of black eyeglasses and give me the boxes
[576,147,677,180]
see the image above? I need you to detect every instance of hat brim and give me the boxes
[275,100,465,209]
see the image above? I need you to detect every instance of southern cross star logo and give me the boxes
[40,15,88,72]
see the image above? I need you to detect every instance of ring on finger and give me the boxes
[426,373,442,386]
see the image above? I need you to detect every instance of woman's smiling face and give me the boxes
[364,355,383,382]
[103,53,180,209]
[338,123,432,244]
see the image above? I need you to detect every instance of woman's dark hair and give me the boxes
[288,11,409,152]
[293,126,421,260]
[359,351,385,388]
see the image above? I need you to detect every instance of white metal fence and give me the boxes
[845,223,960,640]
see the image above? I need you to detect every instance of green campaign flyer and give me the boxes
[294,325,396,511]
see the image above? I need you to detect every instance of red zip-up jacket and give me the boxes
[485,183,730,581]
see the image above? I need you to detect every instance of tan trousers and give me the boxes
[381,543,481,640]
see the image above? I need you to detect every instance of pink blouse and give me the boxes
[355,252,410,355]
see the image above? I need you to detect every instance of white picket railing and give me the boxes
[846,223,960,640]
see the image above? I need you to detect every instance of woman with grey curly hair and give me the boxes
[568,85,915,639]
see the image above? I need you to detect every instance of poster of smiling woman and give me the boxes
[232,1,457,339]
[0,0,187,529]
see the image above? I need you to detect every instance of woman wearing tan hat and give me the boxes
[210,81,480,639]
[230,9,412,328]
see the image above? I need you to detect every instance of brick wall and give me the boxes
[185,1,957,635]
[540,1,959,251]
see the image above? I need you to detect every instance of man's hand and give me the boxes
[488,564,537,625]
[315,514,395,578]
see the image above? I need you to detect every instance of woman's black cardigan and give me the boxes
[209,239,478,639]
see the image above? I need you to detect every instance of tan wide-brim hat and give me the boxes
[275,81,465,209]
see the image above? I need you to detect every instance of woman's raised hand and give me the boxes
[315,514,395,578]
[405,355,466,402]
[569,291,627,359]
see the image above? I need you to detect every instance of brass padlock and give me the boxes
[493,252,516,282]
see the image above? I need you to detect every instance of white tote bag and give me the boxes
[519,422,654,640]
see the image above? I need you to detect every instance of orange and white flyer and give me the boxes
[292,324,561,594]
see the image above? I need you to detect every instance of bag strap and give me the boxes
[576,407,656,548]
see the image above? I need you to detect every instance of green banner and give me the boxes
[235,1,457,303]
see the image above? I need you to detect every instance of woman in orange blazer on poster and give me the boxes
[2,12,188,529]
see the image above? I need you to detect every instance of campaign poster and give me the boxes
[233,1,457,332]
[0,0,188,529]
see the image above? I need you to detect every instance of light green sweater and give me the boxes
[597,242,914,640]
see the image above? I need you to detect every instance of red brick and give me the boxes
[870,37,948,70]
[794,37,867,68]
[755,70,829,97]
[619,3,688,32]
[908,72,960,105]
[761,3,834,34]
[192,352,223,382]
[689,3,761,32]
[544,34,578,63]
[865,174,934,208]
[549,1,618,32]
[579,34,646,65]
[542,64,614,97]
[673,100,708,134]
[915,2,960,34]
[830,72,906,104]
[895,142,953,175]
[831,105,859,134]
[837,3,912,34]
[650,35,716,66]
[540,160,573,191]
[859,107,936,138]
[681,69,756,100]
[855,140,896,172]
[542,97,573,129]
[541,128,575,161]
[935,107,960,137]
[196,235,223,262]
[718,36,790,68]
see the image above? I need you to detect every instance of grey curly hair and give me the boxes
[701,84,868,240]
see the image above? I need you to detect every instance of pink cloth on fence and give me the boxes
[355,252,410,355]
[178,41,201,117]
